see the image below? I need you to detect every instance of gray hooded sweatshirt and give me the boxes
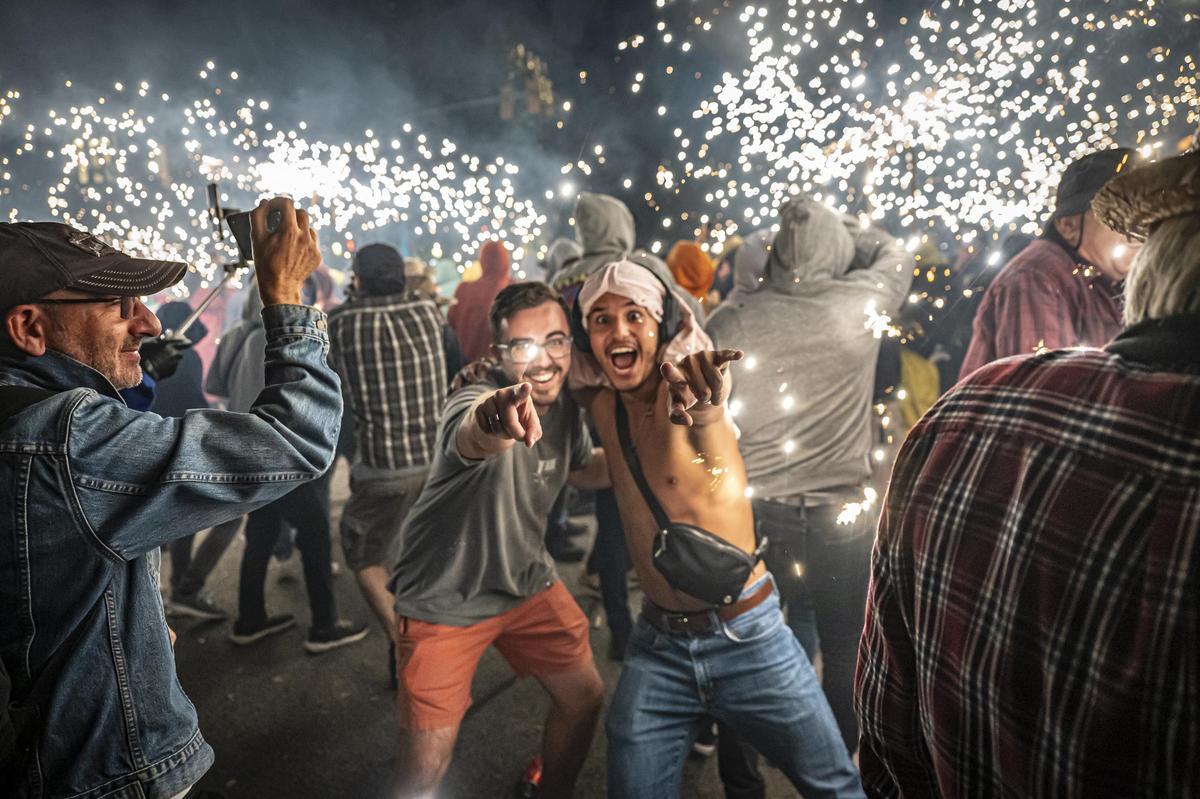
[551,191,703,320]
[205,289,267,414]
[707,198,915,500]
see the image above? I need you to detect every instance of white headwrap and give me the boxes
[579,260,667,327]
[570,259,713,390]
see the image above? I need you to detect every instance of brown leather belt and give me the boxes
[641,580,774,636]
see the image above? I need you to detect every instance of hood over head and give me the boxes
[573,192,636,255]
[479,240,511,281]
[156,300,208,343]
[544,237,583,279]
[666,241,715,300]
[764,196,856,292]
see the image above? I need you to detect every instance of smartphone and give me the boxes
[224,208,282,262]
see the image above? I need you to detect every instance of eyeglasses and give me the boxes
[496,336,572,364]
[33,296,136,319]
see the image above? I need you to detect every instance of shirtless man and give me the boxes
[574,260,864,798]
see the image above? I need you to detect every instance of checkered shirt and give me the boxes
[856,322,1200,799]
[328,292,447,469]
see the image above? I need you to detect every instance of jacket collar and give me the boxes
[0,348,125,403]
[1106,313,1200,372]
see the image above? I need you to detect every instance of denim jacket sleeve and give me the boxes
[65,305,343,560]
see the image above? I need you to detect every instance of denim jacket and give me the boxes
[0,305,341,799]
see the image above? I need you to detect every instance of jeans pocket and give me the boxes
[721,603,785,644]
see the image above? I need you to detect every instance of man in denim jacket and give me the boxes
[0,198,341,799]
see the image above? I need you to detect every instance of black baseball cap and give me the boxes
[1050,148,1138,221]
[0,222,188,309]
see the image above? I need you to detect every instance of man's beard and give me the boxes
[50,333,143,390]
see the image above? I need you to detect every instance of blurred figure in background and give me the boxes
[707,196,914,779]
[449,240,511,362]
[960,148,1141,378]
[329,244,447,671]
[208,283,368,653]
[405,254,464,382]
[666,240,716,312]
[153,301,241,621]
[541,236,583,285]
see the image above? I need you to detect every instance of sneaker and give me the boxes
[514,756,542,798]
[166,590,228,621]
[303,620,369,654]
[229,614,296,645]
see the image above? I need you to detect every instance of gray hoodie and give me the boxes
[542,237,583,281]
[205,289,267,414]
[551,192,704,320]
[707,198,915,499]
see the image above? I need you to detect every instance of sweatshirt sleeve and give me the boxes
[841,221,917,311]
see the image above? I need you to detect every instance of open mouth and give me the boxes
[608,346,639,372]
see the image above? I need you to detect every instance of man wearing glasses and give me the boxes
[389,281,609,798]
[0,206,341,799]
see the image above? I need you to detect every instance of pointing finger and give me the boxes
[712,349,744,368]
[698,354,724,404]
[660,361,688,386]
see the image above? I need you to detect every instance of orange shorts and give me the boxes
[394,581,593,730]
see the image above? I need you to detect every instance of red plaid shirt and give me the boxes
[959,237,1123,379]
[856,315,1200,799]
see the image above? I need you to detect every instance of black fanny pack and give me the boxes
[615,398,766,607]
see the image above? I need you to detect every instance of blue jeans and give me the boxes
[605,576,864,799]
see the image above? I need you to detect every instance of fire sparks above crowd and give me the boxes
[0,1,1196,298]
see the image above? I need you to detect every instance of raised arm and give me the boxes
[455,381,543,460]
[68,197,343,560]
[841,217,916,309]
[659,349,744,427]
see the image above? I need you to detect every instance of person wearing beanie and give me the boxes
[960,147,1142,378]
[449,240,511,362]
[328,244,450,661]
[666,240,716,304]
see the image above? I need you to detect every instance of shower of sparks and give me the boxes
[0,70,548,299]
[1,2,1196,316]
[864,299,902,338]
[837,486,879,526]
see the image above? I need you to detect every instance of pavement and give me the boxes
[171,460,799,798]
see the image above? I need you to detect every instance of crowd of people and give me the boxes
[0,136,1197,799]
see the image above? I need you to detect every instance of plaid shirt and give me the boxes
[328,291,447,470]
[959,237,1123,379]
[856,314,1200,799]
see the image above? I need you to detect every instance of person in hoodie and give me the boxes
[151,301,242,621]
[706,196,915,758]
[207,283,368,653]
[551,192,703,320]
[448,240,511,363]
[666,240,716,309]
[541,236,583,284]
